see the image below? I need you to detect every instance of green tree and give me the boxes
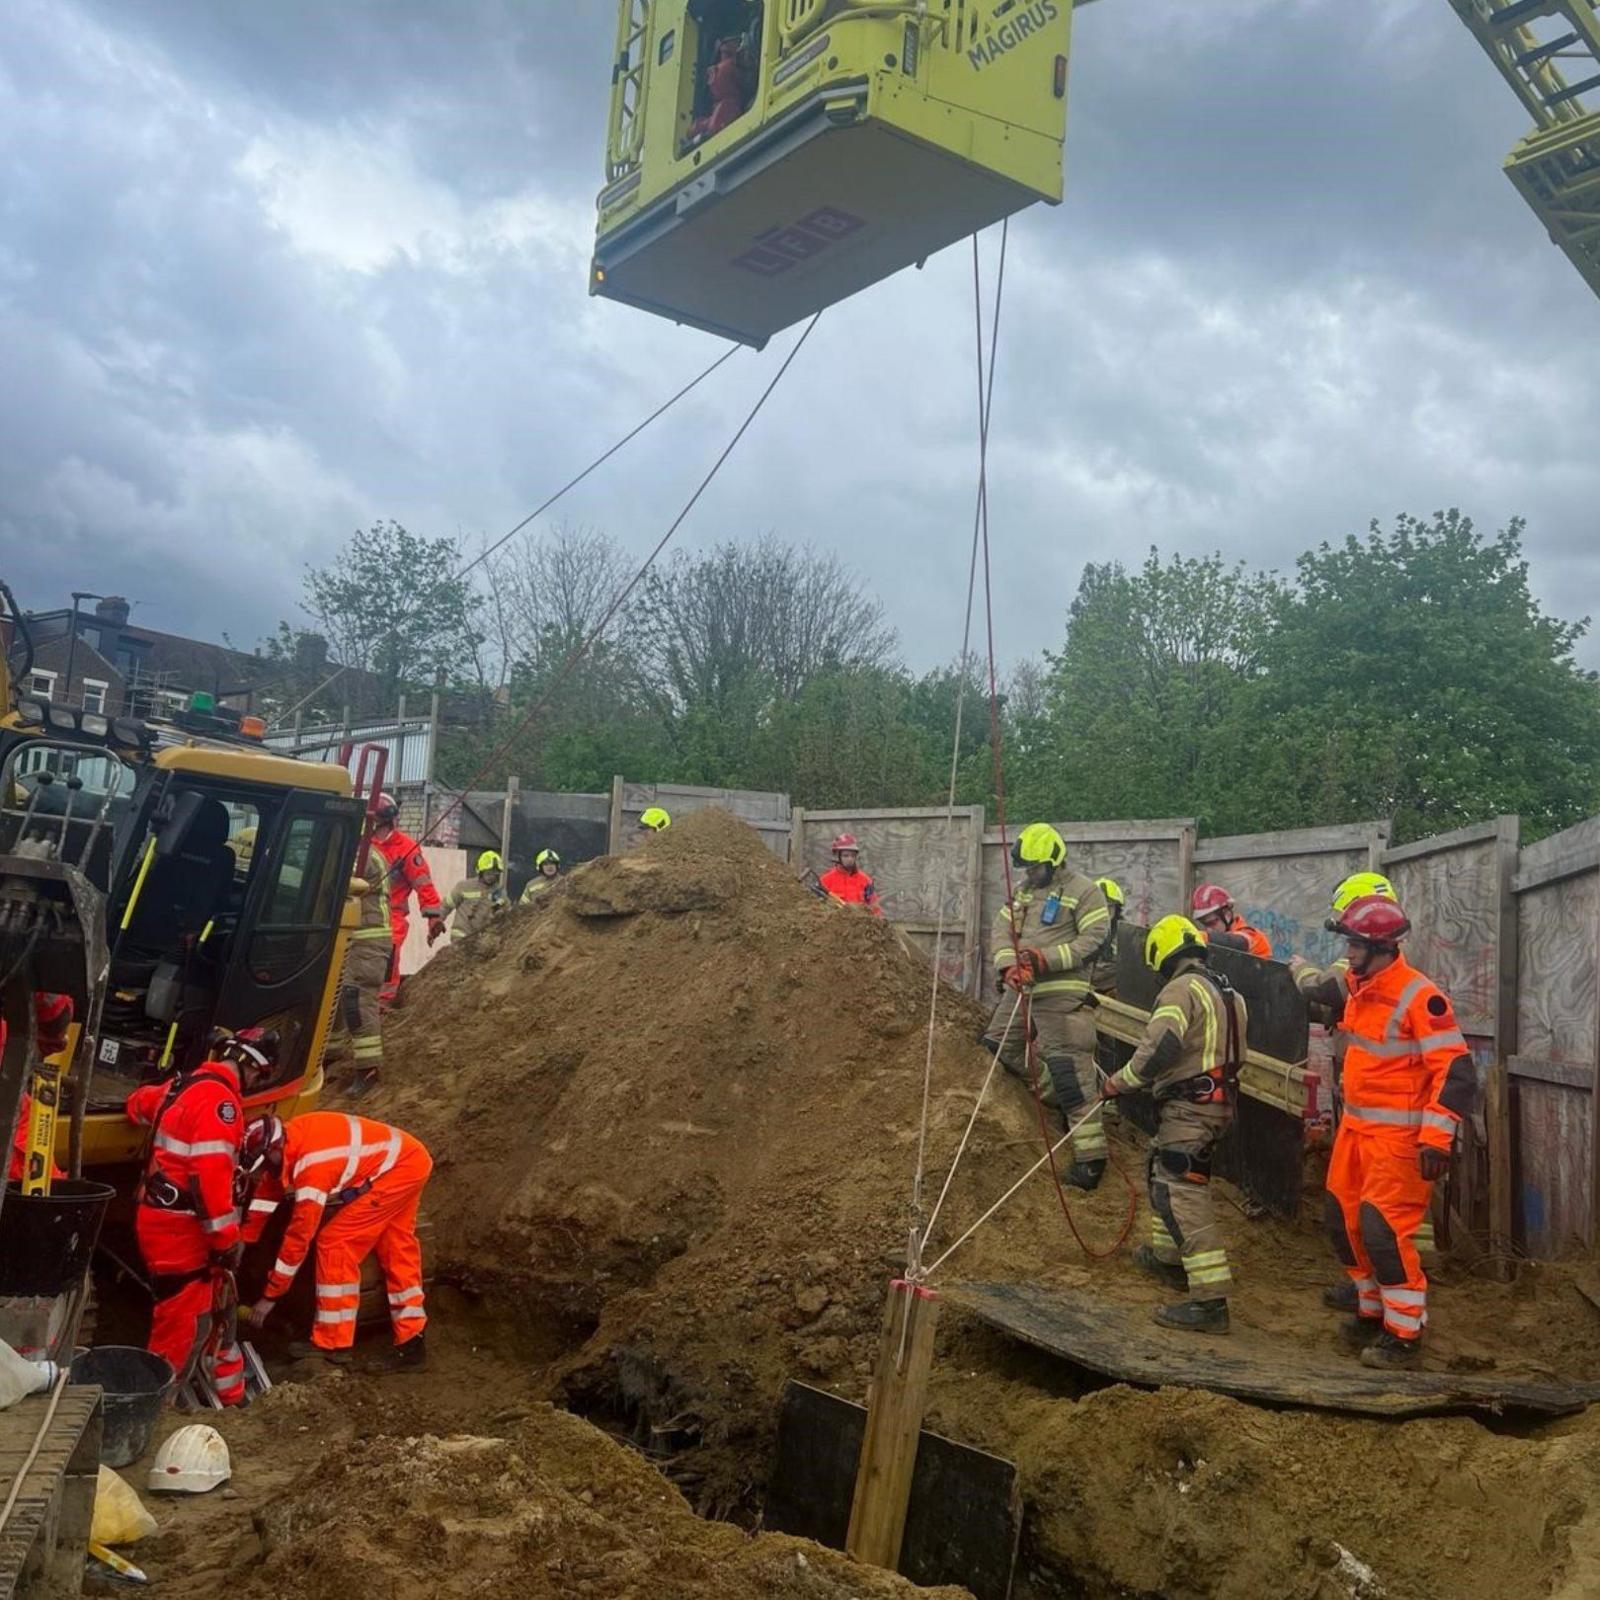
[1232,511,1600,842]
[1007,549,1282,826]
[297,521,489,707]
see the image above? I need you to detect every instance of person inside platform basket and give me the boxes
[1103,916,1247,1336]
[241,1110,433,1373]
[817,834,883,916]
[1320,894,1473,1370]
[1189,883,1272,959]
[983,824,1112,1191]
[125,1029,279,1403]
[373,792,444,1000]
[441,851,507,945]
[521,848,562,905]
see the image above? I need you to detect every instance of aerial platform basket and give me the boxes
[592,0,1078,346]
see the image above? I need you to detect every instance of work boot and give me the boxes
[1132,1245,1188,1293]
[365,1334,427,1375]
[1323,1281,1359,1312]
[1359,1331,1422,1371]
[1065,1159,1106,1193]
[1153,1298,1229,1336]
[1336,1315,1383,1350]
[286,1340,352,1366]
[345,1069,380,1100]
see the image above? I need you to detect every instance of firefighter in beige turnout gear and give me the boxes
[340,841,392,1098]
[442,852,507,944]
[1104,914,1248,1335]
[984,824,1113,1191]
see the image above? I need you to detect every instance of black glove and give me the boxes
[1418,1146,1451,1182]
[214,1241,245,1272]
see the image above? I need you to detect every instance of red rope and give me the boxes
[969,233,1136,1261]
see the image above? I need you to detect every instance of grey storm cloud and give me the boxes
[3,0,1597,668]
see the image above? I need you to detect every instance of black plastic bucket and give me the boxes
[71,1345,175,1468]
[0,1179,115,1361]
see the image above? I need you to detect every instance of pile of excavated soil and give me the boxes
[370,808,1600,1597]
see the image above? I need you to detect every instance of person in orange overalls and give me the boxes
[1190,883,1272,959]
[242,1110,432,1373]
[125,1030,277,1402]
[4,992,72,1183]
[371,792,443,1003]
[817,833,883,916]
[1323,894,1473,1370]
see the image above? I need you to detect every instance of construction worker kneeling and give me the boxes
[1103,916,1247,1336]
[985,824,1112,1191]
[241,1110,433,1373]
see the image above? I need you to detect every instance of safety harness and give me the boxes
[138,1065,242,1217]
[1159,969,1244,1107]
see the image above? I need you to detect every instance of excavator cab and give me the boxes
[592,0,1077,345]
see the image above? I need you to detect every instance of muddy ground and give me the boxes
[104,812,1600,1599]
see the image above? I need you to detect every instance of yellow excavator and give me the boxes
[0,578,367,1210]
[592,0,1600,344]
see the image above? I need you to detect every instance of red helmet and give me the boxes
[240,1114,285,1179]
[831,834,859,855]
[1333,894,1411,949]
[1191,883,1233,922]
[375,791,399,823]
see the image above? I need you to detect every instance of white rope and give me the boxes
[919,990,1021,1251]
[909,224,1011,1243]
[921,1096,1108,1281]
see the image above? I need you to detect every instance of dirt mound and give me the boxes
[242,1402,964,1600]
[375,807,1600,1595]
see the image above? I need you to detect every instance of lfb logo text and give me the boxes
[731,206,866,277]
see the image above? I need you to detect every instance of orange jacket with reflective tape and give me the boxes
[1339,956,1471,1153]
[125,1060,244,1249]
[1233,920,1272,960]
[374,828,442,941]
[818,865,882,915]
[244,1112,429,1298]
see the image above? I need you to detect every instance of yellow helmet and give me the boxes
[535,848,561,868]
[1011,823,1066,870]
[639,807,671,832]
[476,850,503,874]
[1145,914,1208,975]
[1330,871,1395,915]
[1096,876,1126,908]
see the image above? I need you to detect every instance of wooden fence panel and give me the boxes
[612,779,792,859]
[794,808,984,989]
[1192,822,1390,963]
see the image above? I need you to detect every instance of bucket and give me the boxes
[71,1346,175,1468]
[0,1179,115,1362]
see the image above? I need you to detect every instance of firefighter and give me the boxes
[339,836,394,1099]
[125,1030,277,1402]
[373,792,443,999]
[1103,915,1247,1335]
[1088,877,1126,996]
[242,1109,432,1373]
[984,824,1113,1190]
[442,851,507,944]
[521,848,561,905]
[4,992,72,1183]
[1190,883,1272,959]
[635,806,672,845]
[1322,894,1472,1369]
[818,833,883,916]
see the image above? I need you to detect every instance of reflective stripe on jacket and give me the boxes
[1340,957,1473,1151]
[126,1061,244,1247]
[991,870,1110,1006]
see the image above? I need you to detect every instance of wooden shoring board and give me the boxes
[950,1282,1600,1420]
[0,1386,102,1600]
[767,1381,1021,1600]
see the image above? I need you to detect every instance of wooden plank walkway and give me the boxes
[0,1387,101,1600]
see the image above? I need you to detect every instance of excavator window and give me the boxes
[247,811,348,987]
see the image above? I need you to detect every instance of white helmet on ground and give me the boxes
[147,1424,231,1494]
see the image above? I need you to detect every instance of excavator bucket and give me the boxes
[592,1,1077,346]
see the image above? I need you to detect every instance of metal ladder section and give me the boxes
[1447,0,1600,298]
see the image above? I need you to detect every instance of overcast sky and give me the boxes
[4,0,1597,673]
